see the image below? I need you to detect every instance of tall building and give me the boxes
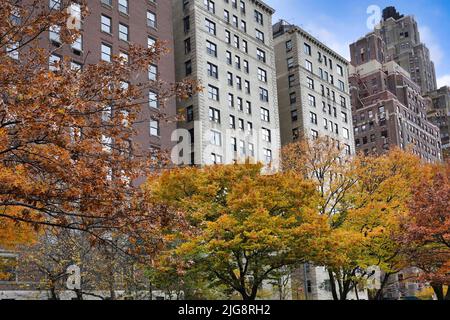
[425,86,450,159]
[172,0,281,167]
[273,21,360,301]
[378,6,437,94]
[1,0,175,299]
[273,20,355,155]
[349,33,442,163]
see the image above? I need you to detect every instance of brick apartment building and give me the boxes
[349,33,442,162]
[1,0,176,299]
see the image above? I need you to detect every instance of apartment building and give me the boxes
[349,33,442,162]
[172,0,280,167]
[379,6,437,95]
[425,86,450,159]
[1,0,176,299]
[273,20,355,155]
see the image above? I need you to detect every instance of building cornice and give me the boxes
[251,0,275,15]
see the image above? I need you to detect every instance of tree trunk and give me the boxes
[328,270,339,301]
[431,283,444,300]
[445,287,450,300]
[373,273,391,301]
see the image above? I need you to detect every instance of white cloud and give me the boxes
[437,74,450,88]
[419,26,443,66]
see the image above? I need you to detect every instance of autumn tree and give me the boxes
[282,138,422,300]
[0,0,199,249]
[142,164,326,300]
[403,163,450,300]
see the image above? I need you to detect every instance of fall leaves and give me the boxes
[142,139,449,300]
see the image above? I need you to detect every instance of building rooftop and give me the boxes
[272,20,349,64]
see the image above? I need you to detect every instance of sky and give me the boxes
[265,0,450,88]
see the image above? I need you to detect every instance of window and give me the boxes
[208,85,219,101]
[289,92,296,104]
[211,153,222,164]
[259,87,268,102]
[248,143,255,157]
[226,51,232,64]
[225,30,231,43]
[185,60,192,76]
[237,97,243,111]
[150,119,160,136]
[227,72,233,86]
[183,16,190,33]
[148,64,157,80]
[209,107,220,123]
[224,9,229,22]
[210,130,222,146]
[305,60,313,72]
[50,0,62,9]
[255,29,264,43]
[337,64,344,76]
[231,137,237,152]
[340,96,346,108]
[72,35,82,51]
[287,57,294,69]
[0,255,17,282]
[288,75,295,87]
[235,55,241,69]
[307,77,314,90]
[243,60,249,73]
[242,39,248,53]
[229,115,236,129]
[118,0,128,14]
[236,76,242,90]
[101,43,111,62]
[343,127,349,139]
[344,144,351,155]
[233,35,240,48]
[261,108,270,122]
[49,25,61,43]
[240,1,246,14]
[205,19,216,35]
[286,40,293,51]
[311,129,319,139]
[308,94,316,107]
[232,15,238,28]
[338,80,345,92]
[244,80,250,94]
[147,11,157,28]
[257,48,266,63]
[149,91,158,109]
[263,149,272,164]
[291,110,298,122]
[341,111,348,123]
[101,15,111,33]
[258,68,267,82]
[246,101,252,114]
[204,0,215,13]
[148,36,156,49]
[49,54,61,71]
[238,118,244,131]
[118,23,129,41]
[206,40,217,57]
[207,62,218,79]
[304,43,311,55]
[262,128,271,142]
[254,10,263,25]
[239,140,246,155]
[241,21,247,33]
[186,106,194,122]
[184,38,191,54]
[6,42,19,60]
[228,93,234,108]
[310,112,317,125]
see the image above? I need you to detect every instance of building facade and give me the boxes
[273,20,355,155]
[349,33,442,162]
[378,6,437,95]
[425,86,450,159]
[172,0,281,167]
[1,0,176,299]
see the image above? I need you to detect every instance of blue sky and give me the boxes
[265,0,450,88]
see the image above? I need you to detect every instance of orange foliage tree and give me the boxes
[0,1,199,249]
